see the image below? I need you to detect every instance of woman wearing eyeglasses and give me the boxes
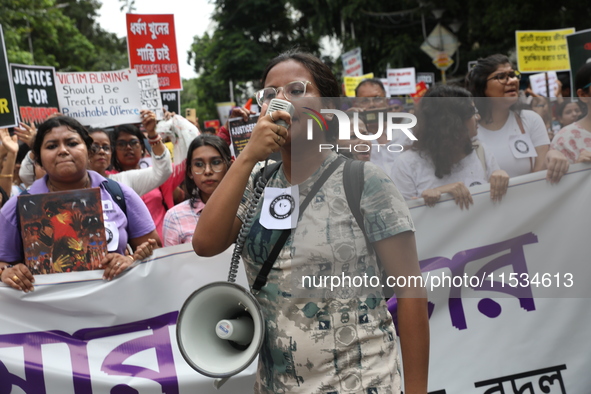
[87,111,173,197]
[466,54,568,182]
[193,50,428,394]
[162,134,231,246]
[0,116,159,292]
[110,111,187,238]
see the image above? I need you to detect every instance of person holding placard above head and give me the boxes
[0,116,159,292]
[109,111,187,238]
[551,62,591,164]
[193,50,428,394]
[466,54,569,182]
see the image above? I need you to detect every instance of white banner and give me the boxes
[55,69,142,127]
[397,163,591,393]
[1,165,590,393]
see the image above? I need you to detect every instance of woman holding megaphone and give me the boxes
[193,50,428,394]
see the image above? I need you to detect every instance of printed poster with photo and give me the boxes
[18,188,107,275]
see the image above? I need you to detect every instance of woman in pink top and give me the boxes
[162,134,231,246]
[110,114,186,238]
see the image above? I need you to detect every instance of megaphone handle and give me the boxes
[228,160,275,283]
[213,377,230,390]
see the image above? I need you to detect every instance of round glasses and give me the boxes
[487,71,521,85]
[193,159,227,174]
[255,81,311,106]
[115,139,141,151]
[90,144,111,153]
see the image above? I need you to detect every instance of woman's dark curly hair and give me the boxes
[261,49,341,142]
[33,116,93,167]
[185,134,232,208]
[465,54,514,124]
[110,124,146,171]
[412,85,476,179]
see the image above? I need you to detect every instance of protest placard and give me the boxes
[204,119,220,133]
[516,28,575,72]
[55,69,142,127]
[387,67,416,95]
[138,74,163,119]
[343,73,374,97]
[10,64,59,126]
[161,90,179,114]
[528,71,558,97]
[228,114,259,156]
[566,28,591,97]
[127,14,182,91]
[341,47,363,76]
[416,72,435,89]
[0,25,18,128]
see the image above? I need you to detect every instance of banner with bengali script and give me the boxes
[516,28,575,72]
[126,14,182,91]
[1,165,591,393]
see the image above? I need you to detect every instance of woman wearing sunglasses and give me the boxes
[466,54,568,182]
[193,50,428,394]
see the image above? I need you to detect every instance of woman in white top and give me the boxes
[391,85,509,209]
[466,54,569,182]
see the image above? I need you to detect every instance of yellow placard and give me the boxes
[343,73,374,97]
[516,28,575,72]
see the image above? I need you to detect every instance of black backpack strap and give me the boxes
[252,156,345,292]
[102,178,127,217]
[343,159,393,299]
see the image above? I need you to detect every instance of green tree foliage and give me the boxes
[0,0,127,71]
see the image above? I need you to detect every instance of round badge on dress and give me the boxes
[269,194,295,220]
[514,140,529,154]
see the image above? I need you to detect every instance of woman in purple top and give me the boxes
[0,116,160,292]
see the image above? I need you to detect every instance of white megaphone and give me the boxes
[176,281,265,389]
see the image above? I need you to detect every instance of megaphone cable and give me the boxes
[227,160,272,283]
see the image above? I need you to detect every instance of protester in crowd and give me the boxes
[466,54,569,182]
[0,129,19,197]
[551,62,591,164]
[87,112,173,196]
[555,98,585,129]
[193,50,428,394]
[391,85,509,209]
[202,127,217,135]
[162,135,231,246]
[346,79,410,175]
[109,113,186,238]
[0,116,159,292]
